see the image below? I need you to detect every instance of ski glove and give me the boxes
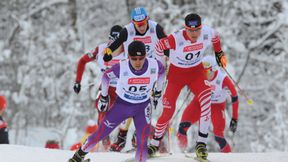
[103,48,113,62]
[73,83,81,94]
[215,51,227,68]
[229,118,238,133]
[152,91,162,109]
[97,95,109,112]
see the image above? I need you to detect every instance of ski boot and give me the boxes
[110,129,127,152]
[195,142,208,162]
[68,147,89,162]
[147,144,159,156]
[148,136,162,156]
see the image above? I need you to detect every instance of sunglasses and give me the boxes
[185,25,202,32]
[130,56,145,61]
[133,19,148,27]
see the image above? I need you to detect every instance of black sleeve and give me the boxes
[0,129,9,144]
[108,28,128,52]
[156,24,170,57]
[156,24,166,39]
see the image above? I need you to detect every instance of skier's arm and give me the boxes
[107,28,128,53]
[212,30,227,68]
[212,31,222,53]
[75,47,99,83]
[156,24,170,57]
[155,34,176,57]
[223,76,239,120]
[155,60,166,92]
[101,64,120,96]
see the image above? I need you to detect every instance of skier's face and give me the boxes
[205,68,215,80]
[133,20,148,34]
[186,27,201,42]
[129,56,146,70]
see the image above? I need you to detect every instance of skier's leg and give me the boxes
[96,87,117,150]
[152,81,183,142]
[110,118,133,152]
[188,65,211,160]
[108,86,117,106]
[81,101,129,152]
[133,103,151,162]
[212,103,231,153]
[177,97,200,150]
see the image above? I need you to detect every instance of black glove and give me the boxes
[73,82,81,94]
[97,95,109,112]
[103,48,113,62]
[152,91,162,109]
[229,118,238,133]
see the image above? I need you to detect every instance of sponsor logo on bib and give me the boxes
[183,43,203,52]
[134,36,152,44]
[128,77,150,84]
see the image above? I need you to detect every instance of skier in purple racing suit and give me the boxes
[68,40,166,162]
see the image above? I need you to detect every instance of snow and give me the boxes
[0,145,287,162]
[1,0,288,156]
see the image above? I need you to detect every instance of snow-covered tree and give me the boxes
[0,0,287,151]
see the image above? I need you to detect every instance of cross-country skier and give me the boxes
[73,25,124,149]
[103,7,168,152]
[147,13,228,161]
[68,40,166,162]
[177,55,238,153]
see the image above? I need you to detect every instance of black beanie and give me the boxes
[185,13,201,28]
[128,41,146,57]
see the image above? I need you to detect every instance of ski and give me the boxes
[150,152,172,158]
[67,158,90,162]
[193,157,210,162]
[121,157,134,162]
[185,153,211,162]
[185,153,210,162]
[121,152,172,162]
[123,148,136,153]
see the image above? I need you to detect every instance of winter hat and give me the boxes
[184,13,202,29]
[128,41,146,57]
[131,7,148,22]
[0,96,7,111]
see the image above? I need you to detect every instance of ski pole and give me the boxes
[171,89,193,121]
[231,132,236,152]
[222,68,253,105]
[81,82,96,91]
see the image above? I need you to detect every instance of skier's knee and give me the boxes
[178,122,191,135]
[214,135,227,149]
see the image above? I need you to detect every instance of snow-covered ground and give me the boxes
[0,144,287,162]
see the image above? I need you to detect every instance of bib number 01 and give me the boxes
[185,51,200,60]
